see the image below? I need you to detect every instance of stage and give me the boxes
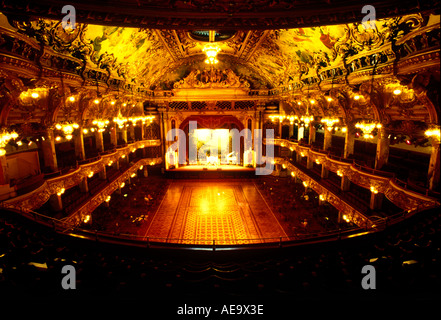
[143,180,287,245]
[165,164,256,179]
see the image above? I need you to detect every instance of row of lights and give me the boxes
[23,92,138,108]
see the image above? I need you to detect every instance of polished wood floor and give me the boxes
[143,180,287,245]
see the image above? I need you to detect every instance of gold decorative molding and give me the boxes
[272,157,373,229]
[0,139,161,212]
[268,138,440,211]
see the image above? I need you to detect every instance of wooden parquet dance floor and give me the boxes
[144,180,287,245]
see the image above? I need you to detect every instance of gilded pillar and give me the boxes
[309,125,316,145]
[323,126,332,151]
[375,126,389,170]
[41,129,58,172]
[343,127,355,158]
[94,130,104,153]
[428,137,440,191]
[74,127,86,161]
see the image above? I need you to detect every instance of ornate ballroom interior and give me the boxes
[0,0,440,303]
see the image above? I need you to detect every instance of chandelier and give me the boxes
[425,126,440,140]
[355,121,382,139]
[0,129,19,156]
[203,44,221,64]
[321,117,340,130]
[55,122,79,140]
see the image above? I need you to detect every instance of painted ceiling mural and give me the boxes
[4,12,439,93]
[85,25,168,83]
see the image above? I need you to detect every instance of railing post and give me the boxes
[212,239,216,251]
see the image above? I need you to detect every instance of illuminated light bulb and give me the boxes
[17,141,23,146]
[93,99,100,104]
[297,101,301,105]
[122,103,127,107]
[326,97,333,102]
[393,89,402,95]
[65,134,73,140]
[139,165,143,170]
[203,44,221,65]
[120,182,125,188]
[57,188,65,196]
[64,125,73,134]
[83,215,90,223]
[425,128,441,139]
[31,92,39,99]
[342,127,347,133]
[88,171,94,178]
[55,124,62,130]
[131,173,136,178]
[370,186,379,194]
[291,172,296,177]
[310,99,315,104]
[105,195,111,202]
[55,136,62,141]
[73,124,79,129]
[354,95,360,100]
[68,96,75,102]
[108,161,113,166]
[0,148,6,156]
[337,170,343,177]
[110,101,115,105]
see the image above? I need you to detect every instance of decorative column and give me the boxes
[94,130,104,153]
[340,175,351,191]
[41,129,58,172]
[321,163,329,178]
[370,191,383,211]
[110,126,118,147]
[79,177,89,193]
[309,125,316,145]
[74,127,86,161]
[323,126,332,151]
[158,106,167,164]
[343,126,355,158]
[375,126,389,170]
[98,164,107,180]
[428,136,440,191]
[0,153,9,185]
[120,127,128,144]
[49,194,63,212]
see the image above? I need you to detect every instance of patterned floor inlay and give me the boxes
[144,181,287,245]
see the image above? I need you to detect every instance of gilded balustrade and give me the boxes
[0,139,161,212]
[268,138,440,212]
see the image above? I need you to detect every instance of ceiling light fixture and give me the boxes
[203,44,221,65]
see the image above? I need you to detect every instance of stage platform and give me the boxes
[165,165,256,179]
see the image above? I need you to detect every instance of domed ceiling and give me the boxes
[0,1,439,137]
[6,13,439,91]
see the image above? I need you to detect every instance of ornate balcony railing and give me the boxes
[0,139,161,212]
[266,138,440,212]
